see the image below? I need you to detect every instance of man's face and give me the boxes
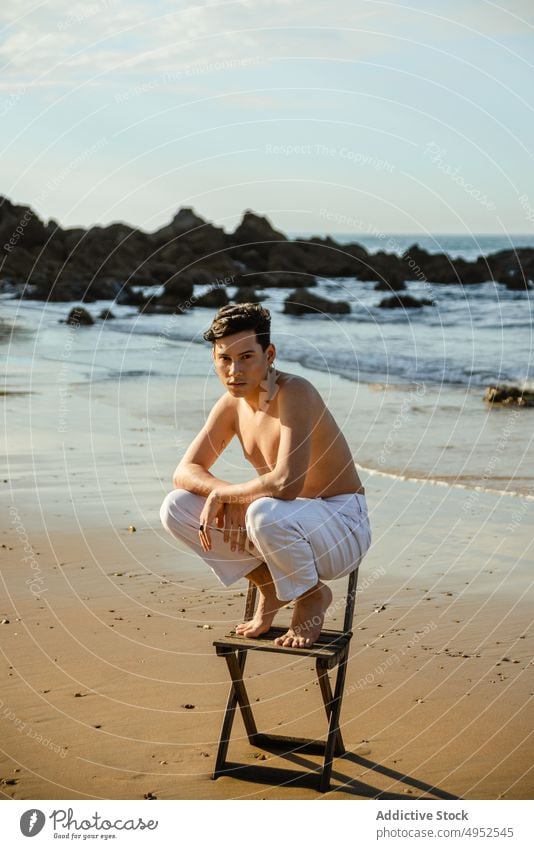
[212,330,275,397]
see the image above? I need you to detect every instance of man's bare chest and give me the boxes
[235,409,280,470]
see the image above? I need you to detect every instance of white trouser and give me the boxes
[159,489,372,602]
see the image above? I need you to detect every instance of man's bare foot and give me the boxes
[274,582,333,648]
[235,562,286,638]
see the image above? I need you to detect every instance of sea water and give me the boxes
[2,233,533,498]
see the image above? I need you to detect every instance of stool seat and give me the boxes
[214,627,352,667]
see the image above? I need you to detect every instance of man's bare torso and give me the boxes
[230,370,364,498]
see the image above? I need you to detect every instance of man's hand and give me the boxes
[222,500,256,553]
[198,492,222,552]
[199,491,256,554]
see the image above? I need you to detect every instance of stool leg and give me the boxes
[225,649,258,743]
[319,650,349,793]
[213,648,250,778]
[316,659,345,756]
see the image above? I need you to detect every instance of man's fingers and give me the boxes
[198,521,211,551]
[221,507,249,552]
[223,507,230,543]
[230,524,248,552]
[238,528,252,553]
[229,525,239,551]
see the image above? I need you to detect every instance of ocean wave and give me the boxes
[2,290,532,392]
[358,464,534,500]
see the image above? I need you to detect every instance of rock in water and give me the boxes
[233,286,266,303]
[484,385,534,407]
[193,286,229,308]
[374,271,406,291]
[65,307,94,325]
[378,293,433,309]
[283,289,350,315]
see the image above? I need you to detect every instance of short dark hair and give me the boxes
[202,303,271,351]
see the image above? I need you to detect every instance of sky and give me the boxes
[1,0,533,236]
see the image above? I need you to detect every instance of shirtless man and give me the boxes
[160,303,371,647]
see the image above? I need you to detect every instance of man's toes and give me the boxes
[274,630,309,647]
[236,620,259,636]
[243,620,272,638]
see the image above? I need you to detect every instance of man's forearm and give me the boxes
[212,470,300,504]
[172,464,232,498]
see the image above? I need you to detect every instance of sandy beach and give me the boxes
[1,315,532,800]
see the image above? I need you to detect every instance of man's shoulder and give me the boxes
[208,391,238,423]
[278,372,320,403]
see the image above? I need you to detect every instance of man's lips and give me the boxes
[228,382,245,386]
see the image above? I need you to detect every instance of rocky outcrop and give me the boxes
[63,306,94,326]
[116,285,149,307]
[0,196,49,252]
[268,238,367,278]
[136,274,194,314]
[378,293,434,309]
[283,289,351,315]
[152,207,227,260]
[233,286,267,303]
[399,245,489,285]
[497,270,531,290]
[2,195,533,310]
[484,385,534,407]
[193,286,229,308]
[357,251,408,287]
[226,211,287,261]
[138,296,181,315]
[1,196,239,303]
[233,270,316,289]
[486,250,534,290]
[374,270,406,291]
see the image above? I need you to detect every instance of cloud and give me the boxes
[0,0,532,89]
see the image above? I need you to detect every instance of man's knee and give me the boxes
[246,497,285,539]
[159,488,199,534]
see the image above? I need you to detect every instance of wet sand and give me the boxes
[1,362,533,800]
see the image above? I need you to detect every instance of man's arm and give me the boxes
[211,378,314,504]
[172,395,236,497]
